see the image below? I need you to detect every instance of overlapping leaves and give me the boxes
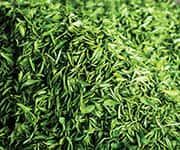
[0,0,179,149]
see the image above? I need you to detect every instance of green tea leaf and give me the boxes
[80,105,95,114]
[22,80,40,88]
[19,24,26,37]
[0,52,13,65]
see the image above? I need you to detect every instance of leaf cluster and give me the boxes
[0,0,179,149]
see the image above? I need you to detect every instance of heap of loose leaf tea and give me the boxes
[0,0,179,149]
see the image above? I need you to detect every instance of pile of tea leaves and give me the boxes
[0,0,179,149]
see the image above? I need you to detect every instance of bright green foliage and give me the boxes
[0,0,180,149]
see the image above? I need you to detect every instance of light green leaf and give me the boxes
[19,24,26,37]
[17,103,31,112]
[163,90,179,97]
[22,80,40,88]
[103,99,118,106]
[29,57,35,72]
[80,105,95,114]
[0,52,13,65]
